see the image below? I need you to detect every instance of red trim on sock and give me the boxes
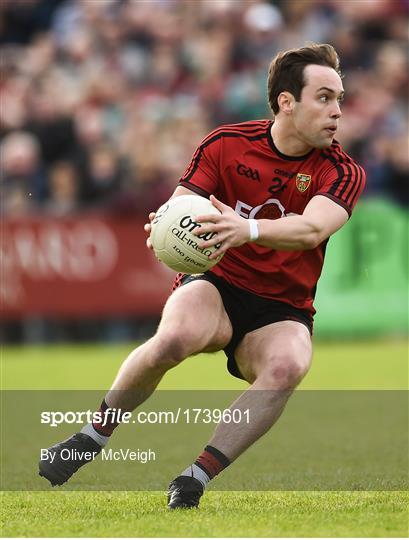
[92,401,123,436]
[195,450,226,479]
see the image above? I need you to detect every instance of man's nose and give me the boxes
[331,101,342,119]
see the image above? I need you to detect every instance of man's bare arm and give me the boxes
[195,194,349,258]
[256,195,348,249]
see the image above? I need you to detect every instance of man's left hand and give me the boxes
[194,195,251,259]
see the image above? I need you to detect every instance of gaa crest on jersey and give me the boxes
[296,173,311,192]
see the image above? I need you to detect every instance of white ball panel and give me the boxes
[150,195,223,274]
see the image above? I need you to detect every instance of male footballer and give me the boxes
[39,43,366,508]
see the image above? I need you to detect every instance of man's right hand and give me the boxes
[144,212,156,249]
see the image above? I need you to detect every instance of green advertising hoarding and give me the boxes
[315,198,408,336]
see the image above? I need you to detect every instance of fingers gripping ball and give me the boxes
[150,195,224,274]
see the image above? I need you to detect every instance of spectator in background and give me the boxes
[0,131,46,215]
[44,161,80,216]
[79,143,124,208]
[23,72,81,166]
[385,135,409,208]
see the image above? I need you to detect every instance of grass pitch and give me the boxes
[2,490,408,538]
[1,340,408,537]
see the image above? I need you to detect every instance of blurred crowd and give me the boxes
[1,0,408,217]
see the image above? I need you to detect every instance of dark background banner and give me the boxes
[1,216,173,317]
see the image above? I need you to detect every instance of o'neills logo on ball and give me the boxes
[171,215,221,257]
[179,215,201,233]
[296,173,311,192]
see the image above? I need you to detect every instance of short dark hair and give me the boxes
[267,43,341,115]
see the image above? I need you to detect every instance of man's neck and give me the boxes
[270,120,313,157]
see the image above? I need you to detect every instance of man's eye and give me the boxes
[319,95,328,102]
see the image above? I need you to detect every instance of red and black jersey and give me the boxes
[178,120,366,316]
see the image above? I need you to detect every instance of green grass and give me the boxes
[1,339,408,390]
[2,491,408,537]
[1,340,408,537]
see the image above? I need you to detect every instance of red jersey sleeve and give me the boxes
[316,160,366,216]
[178,130,221,197]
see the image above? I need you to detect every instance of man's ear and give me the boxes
[277,91,295,114]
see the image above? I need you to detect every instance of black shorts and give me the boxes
[175,272,313,380]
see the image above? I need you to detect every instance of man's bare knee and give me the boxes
[147,331,198,370]
[258,354,311,390]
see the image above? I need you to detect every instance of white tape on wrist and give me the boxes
[248,219,259,242]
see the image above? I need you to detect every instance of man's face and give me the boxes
[292,64,344,149]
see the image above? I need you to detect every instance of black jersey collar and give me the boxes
[267,121,315,161]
